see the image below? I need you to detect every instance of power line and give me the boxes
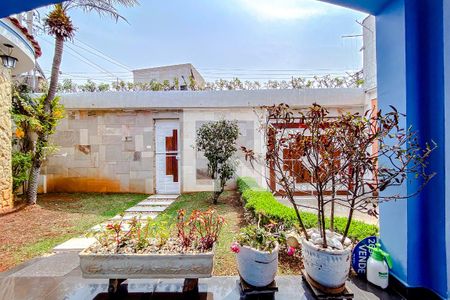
[40,36,126,81]
[72,37,132,71]
[63,42,122,80]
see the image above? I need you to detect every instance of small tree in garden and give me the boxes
[196,120,240,204]
[11,86,65,195]
[242,103,436,249]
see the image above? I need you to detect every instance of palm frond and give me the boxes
[65,0,139,22]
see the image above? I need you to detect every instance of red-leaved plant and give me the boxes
[177,209,225,251]
[242,103,436,248]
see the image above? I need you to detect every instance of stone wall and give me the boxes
[0,66,12,207]
[41,110,180,193]
[42,107,264,194]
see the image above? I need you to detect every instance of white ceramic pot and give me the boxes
[236,244,279,287]
[301,238,351,288]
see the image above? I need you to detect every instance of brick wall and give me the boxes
[0,66,12,207]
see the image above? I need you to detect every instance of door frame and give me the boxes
[154,119,181,194]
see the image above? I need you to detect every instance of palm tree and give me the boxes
[27,0,138,204]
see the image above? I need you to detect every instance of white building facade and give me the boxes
[40,89,365,194]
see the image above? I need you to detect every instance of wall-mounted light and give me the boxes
[1,44,18,69]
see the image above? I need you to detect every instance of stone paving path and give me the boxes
[53,194,178,253]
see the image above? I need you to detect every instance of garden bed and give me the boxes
[150,191,303,275]
[0,193,147,271]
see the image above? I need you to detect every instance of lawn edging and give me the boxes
[236,177,378,241]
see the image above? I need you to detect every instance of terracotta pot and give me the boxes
[236,244,279,287]
[301,238,351,288]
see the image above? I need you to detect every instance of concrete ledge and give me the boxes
[56,89,365,110]
[53,238,96,253]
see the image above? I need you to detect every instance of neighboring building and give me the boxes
[0,15,41,207]
[39,88,365,195]
[16,62,46,92]
[132,63,206,90]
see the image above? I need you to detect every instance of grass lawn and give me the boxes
[0,193,147,272]
[153,191,302,275]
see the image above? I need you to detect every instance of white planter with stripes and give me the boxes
[302,238,352,288]
[236,244,279,287]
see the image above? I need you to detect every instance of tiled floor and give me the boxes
[0,252,404,300]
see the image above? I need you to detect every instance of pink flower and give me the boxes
[231,242,240,253]
[287,246,296,256]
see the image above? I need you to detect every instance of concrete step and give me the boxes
[147,194,179,200]
[126,206,167,213]
[111,212,158,220]
[137,200,174,206]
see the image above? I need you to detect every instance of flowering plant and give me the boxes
[177,208,225,251]
[233,223,278,253]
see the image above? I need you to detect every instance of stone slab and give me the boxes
[53,238,96,253]
[148,194,179,199]
[126,206,167,212]
[111,212,158,220]
[138,200,174,206]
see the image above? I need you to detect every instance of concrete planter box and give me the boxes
[236,244,279,287]
[79,248,214,279]
[301,238,351,289]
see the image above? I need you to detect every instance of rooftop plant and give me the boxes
[56,72,363,93]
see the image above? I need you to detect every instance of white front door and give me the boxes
[155,120,180,194]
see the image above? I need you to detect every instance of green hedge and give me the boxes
[236,177,263,193]
[237,177,378,241]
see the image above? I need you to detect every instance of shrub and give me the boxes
[12,151,32,193]
[237,177,378,241]
[236,177,262,193]
[195,120,240,204]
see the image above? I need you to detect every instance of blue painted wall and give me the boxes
[376,0,409,282]
[404,1,446,296]
[1,0,63,18]
[317,0,391,14]
[378,0,448,297]
[444,0,450,296]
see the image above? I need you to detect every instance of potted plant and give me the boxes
[231,223,279,287]
[80,209,224,294]
[242,103,435,291]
